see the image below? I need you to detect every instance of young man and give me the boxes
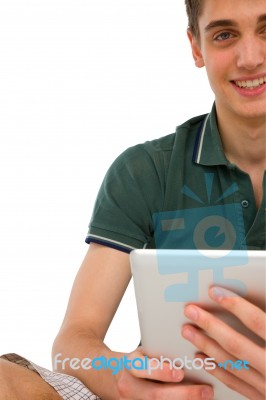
[0,0,265,399]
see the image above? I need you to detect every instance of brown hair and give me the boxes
[184,0,203,39]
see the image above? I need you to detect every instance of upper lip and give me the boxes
[231,73,266,82]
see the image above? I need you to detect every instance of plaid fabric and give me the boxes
[0,353,101,400]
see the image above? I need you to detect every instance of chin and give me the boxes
[223,99,266,121]
[238,105,266,121]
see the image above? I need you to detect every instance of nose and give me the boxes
[236,35,265,70]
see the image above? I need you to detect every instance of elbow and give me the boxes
[51,333,65,371]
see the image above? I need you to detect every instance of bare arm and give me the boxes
[52,243,131,399]
[52,243,214,400]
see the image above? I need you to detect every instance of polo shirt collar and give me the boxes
[193,103,229,166]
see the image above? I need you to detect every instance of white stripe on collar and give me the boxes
[196,113,210,164]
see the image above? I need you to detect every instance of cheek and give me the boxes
[204,55,230,92]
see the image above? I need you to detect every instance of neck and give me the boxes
[216,109,266,169]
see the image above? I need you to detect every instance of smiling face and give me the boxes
[188,0,266,123]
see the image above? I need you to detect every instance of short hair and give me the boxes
[184,0,203,39]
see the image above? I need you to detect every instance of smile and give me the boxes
[233,76,266,89]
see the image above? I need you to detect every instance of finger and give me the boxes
[196,354,265,400]
[129,358,185,382]
[127,349,185,382]
[118,369,214,400]
[182,325,265,394]
[184,304,265,373]
[210,286,266,340]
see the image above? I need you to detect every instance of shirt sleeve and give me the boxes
[85,142,166,253]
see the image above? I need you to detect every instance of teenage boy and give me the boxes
[0,0,265,399]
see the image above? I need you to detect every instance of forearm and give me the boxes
[52,328,124,400]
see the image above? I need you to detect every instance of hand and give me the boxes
[182,286,266,400]
[115,347,214,400]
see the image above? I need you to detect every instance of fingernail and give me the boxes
[201,387,214,400]
[182,327,195,341]
[210,287,225,301]
[184,305,198,321]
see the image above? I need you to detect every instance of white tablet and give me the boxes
[130,249,266,400]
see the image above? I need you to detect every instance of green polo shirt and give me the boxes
[86,103,265,252]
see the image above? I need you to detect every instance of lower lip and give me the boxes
[231,82,266,97]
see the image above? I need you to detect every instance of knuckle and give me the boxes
[194,331,208,351]
[201,315,211,331]
[225,378,238,392]
[249,311,264,332]
[200,313,213,331]
[222,294,239,310]
[226,338,241,355]
[116,374,131,398]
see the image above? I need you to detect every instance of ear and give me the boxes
[187,30,205,68]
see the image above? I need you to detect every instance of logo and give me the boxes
[152,173,247,301]
[218,360,250,371]
[53,353,216,375]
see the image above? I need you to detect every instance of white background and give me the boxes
[0,0,213,369]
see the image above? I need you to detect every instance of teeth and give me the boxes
[234,76,266,89]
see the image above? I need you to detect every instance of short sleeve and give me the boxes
[86,143,166,253]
